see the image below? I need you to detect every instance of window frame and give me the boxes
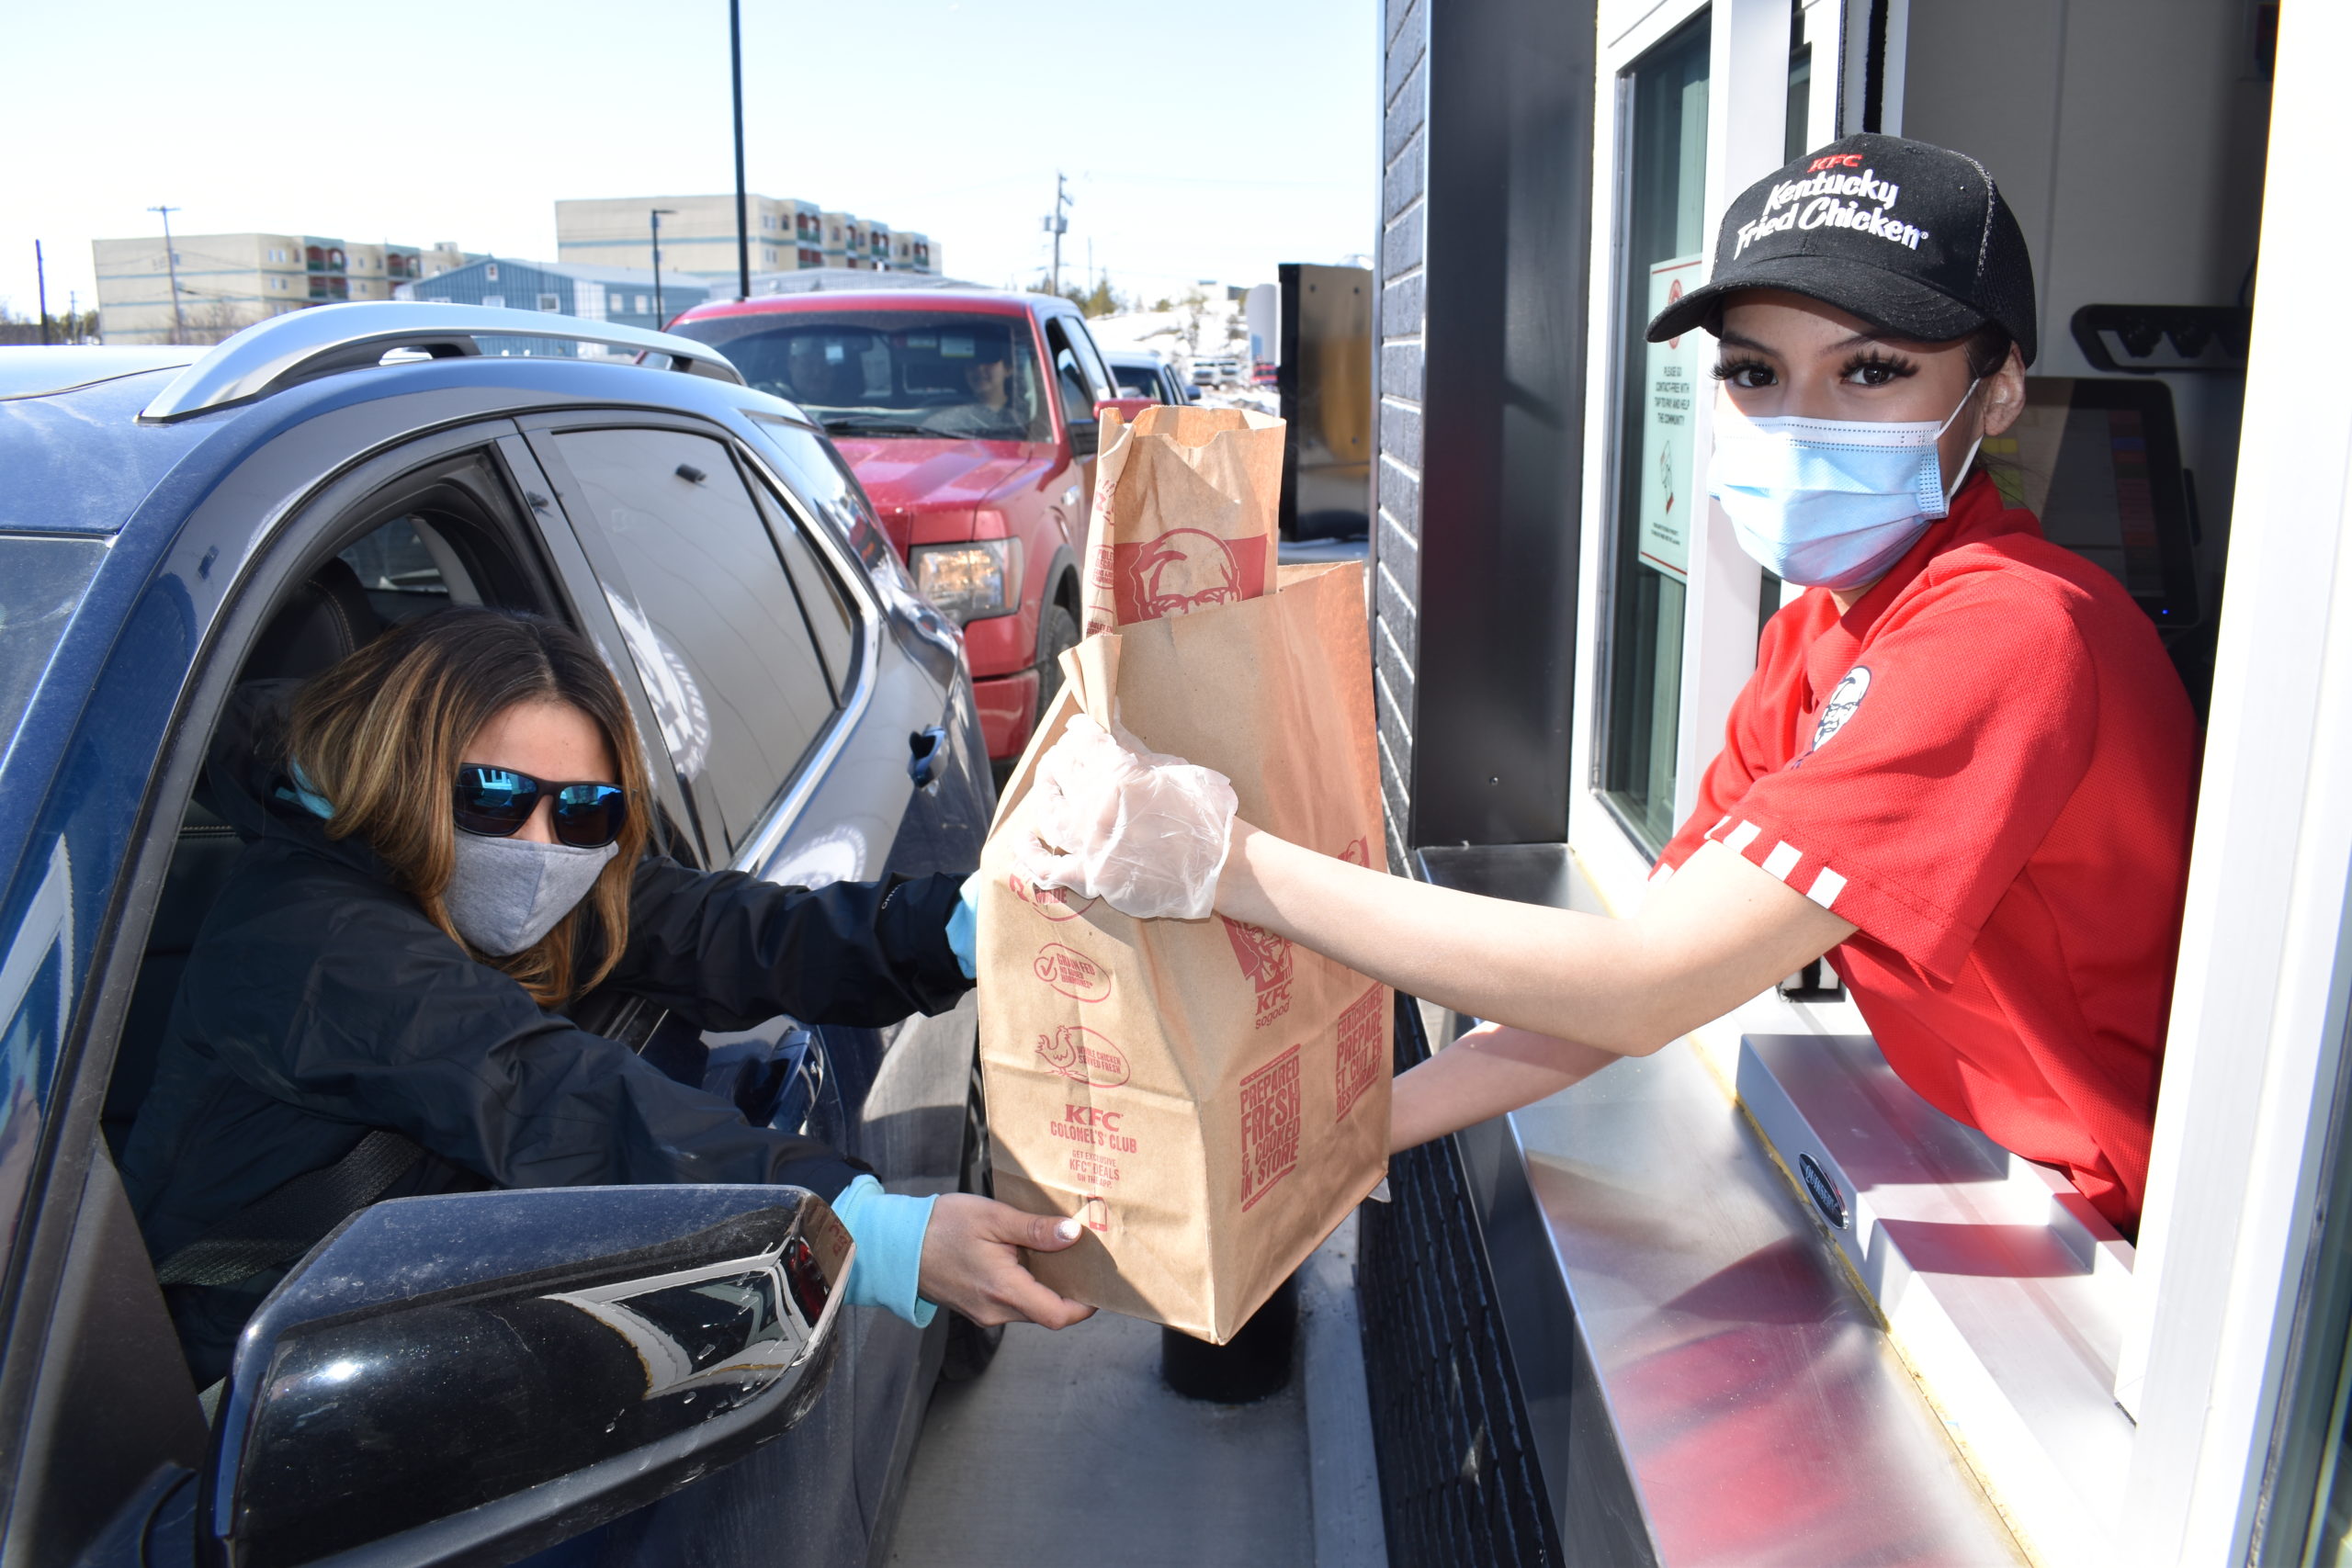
[1586,6,1714,857]
[720,416,888,878]
[0,417,581,1562]
[514,410,882,879]
[2110,6,2352,1554]
[1042,314,1109,455]
[1562,1,2352,1561]
[519,416,849,866]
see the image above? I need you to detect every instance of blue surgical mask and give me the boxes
[1709,382,1982,591]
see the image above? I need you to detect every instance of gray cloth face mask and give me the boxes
[445,829,618,956]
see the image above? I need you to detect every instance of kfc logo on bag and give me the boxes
[1035,1024,1130,1087]
[1010,871,1093,922]
[1339,837,1372,867]
[1222,917,1295,1027]
[1033,942,1112,1002]
[1111,529,1269,624]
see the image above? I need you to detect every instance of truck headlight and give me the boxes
[910,539,1021,624]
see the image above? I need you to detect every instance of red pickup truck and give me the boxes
[668,289,1147,768]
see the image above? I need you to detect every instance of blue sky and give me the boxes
[3,0,1378,320]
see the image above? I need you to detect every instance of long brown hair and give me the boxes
[284,607,651,1008]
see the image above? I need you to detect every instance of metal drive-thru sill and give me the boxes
[1415,844,2024,1566]
[1738,1033,2136,1568]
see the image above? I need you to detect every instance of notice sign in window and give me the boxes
[1637,254,1704,581]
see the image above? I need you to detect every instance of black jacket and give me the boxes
[121,689,969,1382]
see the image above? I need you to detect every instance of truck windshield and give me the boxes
[670,310,1052,443]
[0,536,106,770]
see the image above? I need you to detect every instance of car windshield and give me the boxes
[670,310,1052,442]
[0,536,106,769]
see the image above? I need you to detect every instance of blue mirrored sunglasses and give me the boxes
[453,765,628,849]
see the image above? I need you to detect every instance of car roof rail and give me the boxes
[138,300,744,423]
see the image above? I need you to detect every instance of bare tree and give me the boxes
[1176,287,1210,357]
[177,297,267,345]
[0,304,101,345]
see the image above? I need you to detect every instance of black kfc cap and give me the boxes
[1646,133,2038,366]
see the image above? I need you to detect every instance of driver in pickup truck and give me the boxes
[1013,134,2199,1239]
[925,335,1029,438]
[123,607,1090,1386]
[784,333,872,411]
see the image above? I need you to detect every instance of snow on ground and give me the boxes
[1086,292,1258,386]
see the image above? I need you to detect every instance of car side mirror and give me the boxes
[1093,396,1157,424]
[204,1184,852,1568]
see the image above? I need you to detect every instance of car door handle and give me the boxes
[908,726,948,789]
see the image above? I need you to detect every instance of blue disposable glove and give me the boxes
[829,1175,939,1326]
[944,869,983,980]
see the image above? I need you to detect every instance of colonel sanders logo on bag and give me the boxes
[1112,528,1269,624]
[1222,917,1295,1027]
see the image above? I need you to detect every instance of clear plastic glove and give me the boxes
[1012,715,1238,920]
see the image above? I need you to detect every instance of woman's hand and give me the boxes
[918,1194,1097,1329]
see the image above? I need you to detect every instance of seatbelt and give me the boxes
[154,1129,424,1288]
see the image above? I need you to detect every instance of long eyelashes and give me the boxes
[1840,351,1919,384]
[1712,352,1921,388]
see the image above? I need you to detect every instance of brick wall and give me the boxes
[1373,0,1429,870]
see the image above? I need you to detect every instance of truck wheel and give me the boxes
[939,1053,1006,1382]
[1033,602,1080,720]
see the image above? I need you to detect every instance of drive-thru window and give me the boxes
[1362,2,2351,1564]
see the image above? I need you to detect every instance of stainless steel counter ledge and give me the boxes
[1419,844,2025,1566]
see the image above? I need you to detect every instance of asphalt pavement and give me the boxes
[881,1215,1382,1568]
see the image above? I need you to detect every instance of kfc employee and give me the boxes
[1014,134,2198,1237]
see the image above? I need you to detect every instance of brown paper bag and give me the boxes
[976,407,1390,1344]
[1080,404,1286,636]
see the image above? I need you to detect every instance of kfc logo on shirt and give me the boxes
[1808,666,1871,755]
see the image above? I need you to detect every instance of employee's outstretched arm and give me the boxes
[1016,728,1855,1147]
[1227,831,1853,1149]
[1222,829,1849,1054]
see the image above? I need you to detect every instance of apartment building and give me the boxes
[556,194,935,277]
[91,233,471,344]
[398,256,714,338]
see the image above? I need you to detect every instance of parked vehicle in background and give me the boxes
[1103,350,1192,405]
[0,304,1000,1568]
[1190,353,1244,388]
[669,291,1147,772]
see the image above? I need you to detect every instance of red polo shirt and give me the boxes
[1656,473,2198,1233]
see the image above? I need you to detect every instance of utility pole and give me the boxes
[650,209,678,326]
[67,290,79,344]
[34,241,51,345]
[1042,172,1072,295]
[150,205,186,344]
[730,0,751,301]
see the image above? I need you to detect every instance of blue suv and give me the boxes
[0,303,1000,1568]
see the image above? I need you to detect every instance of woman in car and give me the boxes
[124,606,1088,1385]
[1016,134,2199,1238]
